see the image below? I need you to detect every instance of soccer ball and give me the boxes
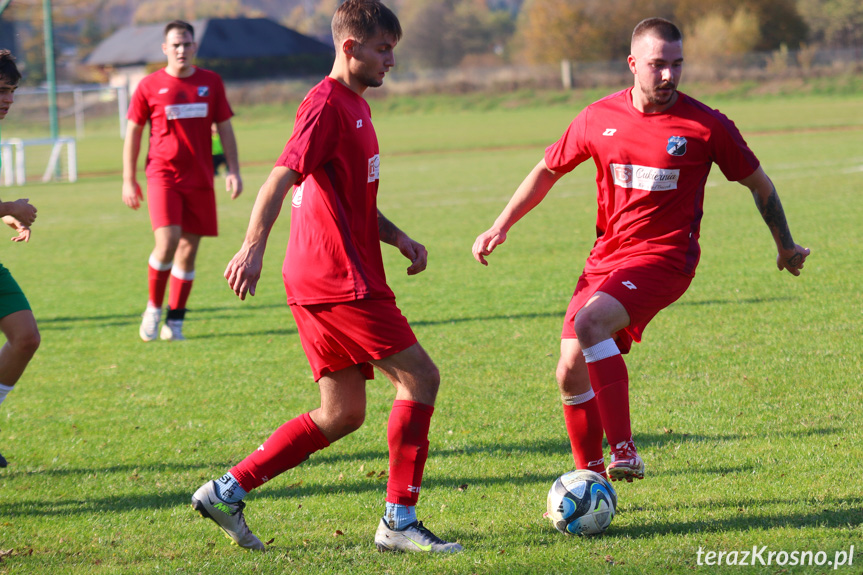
[546,469,617,536]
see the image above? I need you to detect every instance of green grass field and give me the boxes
[0,84,861,574]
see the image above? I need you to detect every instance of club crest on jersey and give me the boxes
[667,136,687,156]
[197,86,209,97]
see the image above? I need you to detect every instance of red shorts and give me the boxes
[146,178,218,236]
[290,298,418,381]
[561,263,692,353]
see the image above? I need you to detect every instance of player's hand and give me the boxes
[777,244,810,276]
[226,173,243,200]
[2,216,31,242]
[122,181,143,210]
[225,245,263,300]
[6,199,37,227]
[398,236,428,275]
[472,227,507,266]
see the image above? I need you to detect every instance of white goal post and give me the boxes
[0,137,78,185]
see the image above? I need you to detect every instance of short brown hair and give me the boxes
[331,0,401,45]
[0,49,21,85]
[164,20,195,39]
[632,17,682,47]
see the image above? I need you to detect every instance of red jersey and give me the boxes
[545,88,759,277]
[127,68,233,190]
[276,77,394,305]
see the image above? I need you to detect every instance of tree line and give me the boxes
[1,0,861,84]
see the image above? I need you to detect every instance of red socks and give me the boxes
[230,412,330,492]
[147,261,171,308]
[147,259,193,312]
[228,401,435,503]
[386,400,434,506]
[562,397,606,475]
[586,353,632,448]
[168,269,195,312]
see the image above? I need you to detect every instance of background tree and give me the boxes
[797,0,863,48]
[684,6,761,76]
[397,0,513,69]
[514,0,675,65]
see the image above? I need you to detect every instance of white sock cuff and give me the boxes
[148,255,172,272]
[582,339,620,363]
[562,388,595,406]
[171,267,195,281]
[0,383,13,405]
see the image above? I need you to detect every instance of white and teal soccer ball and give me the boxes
[546,469,617,536]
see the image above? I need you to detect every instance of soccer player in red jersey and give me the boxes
[473,18,809,483]
[0,50,41,468]
[191,1,462,553]
[122,20,242,342]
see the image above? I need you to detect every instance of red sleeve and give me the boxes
[544,108,592,174]
[211,75,233,124]
[275,93,338,182]
[126,79,151,126]
[708,109,760,182]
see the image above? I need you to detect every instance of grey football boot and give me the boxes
[191,481,265,551]
[374,518,463,553]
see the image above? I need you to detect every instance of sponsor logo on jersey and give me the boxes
[602,128,617,136]
[292,182,304,208]
[197,86,209,97]
[622,281,637,290]
[368,154,380,183]
[158,87,169,94]
[356,119,363,128]
[667,135,687,156]
[165,103,209,120]
[611,163,679,191]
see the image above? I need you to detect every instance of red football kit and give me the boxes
[229,78,426,509]
[276,77,395,306]
[275,77,414,379]
[547,88,762,476]
[546,88,760,349]
[127,67,233,236]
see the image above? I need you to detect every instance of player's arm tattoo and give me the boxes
[377,209,401,246]
[752,185,795,251]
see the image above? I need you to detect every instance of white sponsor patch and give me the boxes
[165,103,208,120]
[367,154,380,183]
[611,163,679,191]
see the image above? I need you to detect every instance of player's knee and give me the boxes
[417,360,440,393]
[12,328,40,358]
[337,407,366,435]
[573,313,606,345]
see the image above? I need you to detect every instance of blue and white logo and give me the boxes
[197,86,209,97]
[667,136,687,156]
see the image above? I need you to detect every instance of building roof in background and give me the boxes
[86,18,333,66]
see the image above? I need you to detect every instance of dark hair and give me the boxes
[632,17,682,46]
[0,49,21,85]
[331,0,401,45]
[164,20,195,40]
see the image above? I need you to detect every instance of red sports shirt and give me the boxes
[276,77,394,305]
[545,88,759,277]
[127,67,233,190]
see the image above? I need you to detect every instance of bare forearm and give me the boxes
[122,122,143,183]
[244,167,297,250]
[494,159,561,232]
[753,186,795,251]
[377,210,404,246]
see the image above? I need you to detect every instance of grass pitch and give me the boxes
[0,85,861,574]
